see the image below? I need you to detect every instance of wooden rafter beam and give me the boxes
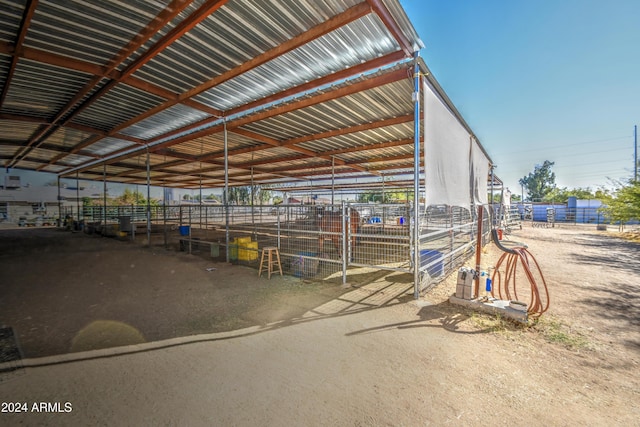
[10,0,220,169]
[322,138,415,157]
[61,65,409,177]
[194,113,413,163]
[366,0,414,56]
[147,67,409,154]
[51,3,376,177]
[110,2,372,144]
[0,0,38,109]
[225,50,405,117]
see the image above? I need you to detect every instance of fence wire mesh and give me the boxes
[65,202,496,295]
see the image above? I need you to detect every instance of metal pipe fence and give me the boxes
[66,202,493,295]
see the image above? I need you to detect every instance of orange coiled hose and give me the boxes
[490,231,550,320]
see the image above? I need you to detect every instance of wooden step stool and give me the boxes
[258,246,283,279]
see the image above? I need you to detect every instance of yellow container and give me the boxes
[238,241,258,261]
[234,236,252,245]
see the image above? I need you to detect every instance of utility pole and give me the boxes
[634,125,637,182]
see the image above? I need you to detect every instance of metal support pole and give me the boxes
[277,209,281,249]
[163,188,167,248]
[412,50,421,299]
[103,163,107,226]
[381,173,386,230]
[474,205,484,298]
[342,201,348,285]
[331,156,335,205]
[75,171,80,225]
[490,165,495,227]
[146,148,151,247]
[634,125,638,182]
[57,176,61,227]
[224,120,230,263]
[188,204,192,254]
[251,166,255,238]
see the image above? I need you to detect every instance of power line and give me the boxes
[497,135,629,155]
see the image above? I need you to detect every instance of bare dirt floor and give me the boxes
[0,223,638,426]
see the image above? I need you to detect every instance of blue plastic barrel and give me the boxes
[179,225,190,236]
[420,249,444,277]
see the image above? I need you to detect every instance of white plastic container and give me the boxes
[456,267,476,300]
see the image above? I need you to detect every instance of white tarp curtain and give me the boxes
[503,188,512,206]
[470,137,489,204]
[423,80,490,208]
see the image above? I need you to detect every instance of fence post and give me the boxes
[474,205,484,298]
[342,201,348,285]
[412,50,421,299]
[277,208,281,249]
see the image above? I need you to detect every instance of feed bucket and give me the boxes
[234,236,252,245]
[238,241,258,261]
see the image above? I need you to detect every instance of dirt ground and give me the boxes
[0,223,638,426]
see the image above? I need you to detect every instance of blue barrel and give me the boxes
[420,249,444,277]
[179,225,190,236]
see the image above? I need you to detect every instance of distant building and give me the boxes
[163,187,175,203]
[0,185,100,224]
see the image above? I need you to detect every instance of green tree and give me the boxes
[519,160,556,201]
[250,186,271,205]
[599,179,640,230]
[228,187,250,204]
[113,188,155,205]
[356,190,411,203]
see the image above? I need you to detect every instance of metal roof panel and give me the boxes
[2,59,93,119]
[23,0,173,65]
[71,83,166,132]
[119,103,212,140]
[83,137,137,157]
[193,14,399,111]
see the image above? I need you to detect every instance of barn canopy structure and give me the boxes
[0,0,497,295]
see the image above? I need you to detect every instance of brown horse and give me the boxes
[318,208,360,260]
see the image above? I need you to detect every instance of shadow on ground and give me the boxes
[0,228,416,359]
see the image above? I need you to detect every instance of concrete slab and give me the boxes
[448,295,528,323]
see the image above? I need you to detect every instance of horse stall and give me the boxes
[163,202,486,294]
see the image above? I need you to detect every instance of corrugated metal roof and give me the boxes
[0,0,491,191]
[85,137,137,157]
[0,0,26,43]
[192,15,398,111]
[71,83,167,131]
[120,104,212,140]
[3,59,92,119]
[24,1,173,65]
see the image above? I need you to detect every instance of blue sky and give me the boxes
[401,0,640,195]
